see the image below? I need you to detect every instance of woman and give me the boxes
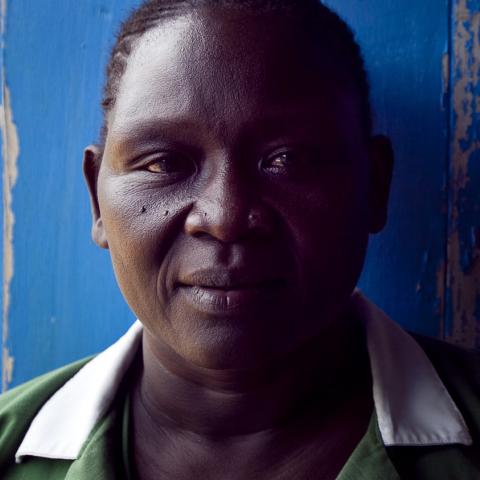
[0,1,479,478]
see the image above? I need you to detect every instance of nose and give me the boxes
[184,164,275,243]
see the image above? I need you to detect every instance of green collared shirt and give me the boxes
[1,292,479,479]
[1,359,479,479]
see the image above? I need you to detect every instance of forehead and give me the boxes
[108,8,361,143]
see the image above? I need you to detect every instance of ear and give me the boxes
[83,145,109,249]
[368,135,394,234]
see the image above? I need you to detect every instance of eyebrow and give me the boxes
[107,104,344,153]
[108,119,203,148]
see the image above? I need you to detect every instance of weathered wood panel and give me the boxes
[446,0,480,348]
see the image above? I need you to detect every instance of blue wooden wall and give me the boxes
[1,0,479,390]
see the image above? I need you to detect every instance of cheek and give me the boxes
[96,171,193,319]
[281,170,370,301]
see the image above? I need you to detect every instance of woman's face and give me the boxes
[85,8,387,369]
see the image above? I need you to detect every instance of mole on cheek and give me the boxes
[141,206,147,214]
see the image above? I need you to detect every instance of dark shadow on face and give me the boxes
[83,7,393,370]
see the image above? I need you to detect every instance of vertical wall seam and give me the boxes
[443,0,454,340]
[0,0,5,392]
[0,0,4,392]
[1,0,18,392]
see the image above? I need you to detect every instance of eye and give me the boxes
[268,152,292,169]
[142,153,194,177]
[261,148,318,176]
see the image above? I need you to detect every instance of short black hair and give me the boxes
[100,0,372,147]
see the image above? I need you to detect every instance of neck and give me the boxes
[133,312,371,438]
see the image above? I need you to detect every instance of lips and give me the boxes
[176,268,287,314]
[177,268,285,290]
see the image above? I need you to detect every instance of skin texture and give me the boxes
[84,7,393,480]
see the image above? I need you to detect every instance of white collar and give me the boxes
[15,290,472,462]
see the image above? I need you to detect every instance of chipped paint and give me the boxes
[436,260,446,322]
[0,0,5,32]
[1,85,18,391]
[0,0,18,392]
[446,0,480,347]
[443,52,450,88]
[442,52,451,107]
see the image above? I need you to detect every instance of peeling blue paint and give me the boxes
[445,0,480,347]
[0,0,4,391]
[459,149,480,272]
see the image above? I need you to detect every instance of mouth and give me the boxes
[176,269,287,313]
[177,268,285,290]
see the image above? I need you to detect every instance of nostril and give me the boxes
[246,207,275,238]
[184,199,275,243]
[192,231,215,241]
[247,210,264,230]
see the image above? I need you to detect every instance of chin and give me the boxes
[177,325,280,371]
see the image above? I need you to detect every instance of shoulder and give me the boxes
[412,332,480,374]
[389,333,480,479]
[412,334,480,413]
[413,334,480,436]
[0,356,94,469]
